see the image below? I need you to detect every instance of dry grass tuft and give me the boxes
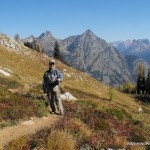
[5,136,30,150]
[47,130,76,150]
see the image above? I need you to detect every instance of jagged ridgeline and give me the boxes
[23,30,150,87]
[25,30,132,87]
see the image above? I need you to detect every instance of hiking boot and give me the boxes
[51,111,56,114]
[59,112,64,115]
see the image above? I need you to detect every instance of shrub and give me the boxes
[129,127,146,142]
[35,100,49,117]
[0,93,48,128]
[47,130,76,150]
[106,108,132,121]
[96,118,108,131]
[63,118,92,143]
[4,136,30,150]
[0,120,18,129]
[109,87,114,101]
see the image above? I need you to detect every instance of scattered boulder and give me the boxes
[60,92,77,100]
[0,69,11,77]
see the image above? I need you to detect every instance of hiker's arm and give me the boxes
[57,70,63,82]
[42,73,47,94]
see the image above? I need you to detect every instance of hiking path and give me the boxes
[0,114,62,149]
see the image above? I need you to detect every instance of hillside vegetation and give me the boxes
[0,43,150,150]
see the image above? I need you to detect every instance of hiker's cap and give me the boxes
[49,59,55,64]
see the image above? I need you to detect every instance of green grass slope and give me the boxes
[0,44,150,150]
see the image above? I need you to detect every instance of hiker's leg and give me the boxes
[54,90,64,114]
[48,91,55,112]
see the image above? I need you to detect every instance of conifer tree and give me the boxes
[14,34,20,41]
[138,63,145,78]
[53,41,60,59]
[109,87,114,101]
[124,81,135,93]
[146,68,150,94]
[24,40,44,53]
[137,63,146,94]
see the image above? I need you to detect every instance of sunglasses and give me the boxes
[49,62,55,66]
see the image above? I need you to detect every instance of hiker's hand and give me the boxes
[57,78,62,82]
[57,78,61,82]
[43,92,47,96]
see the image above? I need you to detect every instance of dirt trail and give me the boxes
[0,114,62,150]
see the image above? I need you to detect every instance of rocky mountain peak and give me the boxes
[132,39,150,45]
[22,35,36,43]
[143,39,150,44]
[84,29,95,35]
[124,40,133,46]
[39,31,53,39]
[36,31,57,54]
[81,29,97,40]
[60,31,132,86]
[29,34,36,39]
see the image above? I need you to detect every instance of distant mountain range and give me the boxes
[2,30,150,87]
[111,39,150,81]
[111,39,150,63]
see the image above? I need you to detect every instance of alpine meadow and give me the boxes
[0,33,150,150]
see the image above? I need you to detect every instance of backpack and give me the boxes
[45,70,58,84]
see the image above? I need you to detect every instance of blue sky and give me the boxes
[0,0,150,42]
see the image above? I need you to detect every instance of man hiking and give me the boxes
[42,59,64,115]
